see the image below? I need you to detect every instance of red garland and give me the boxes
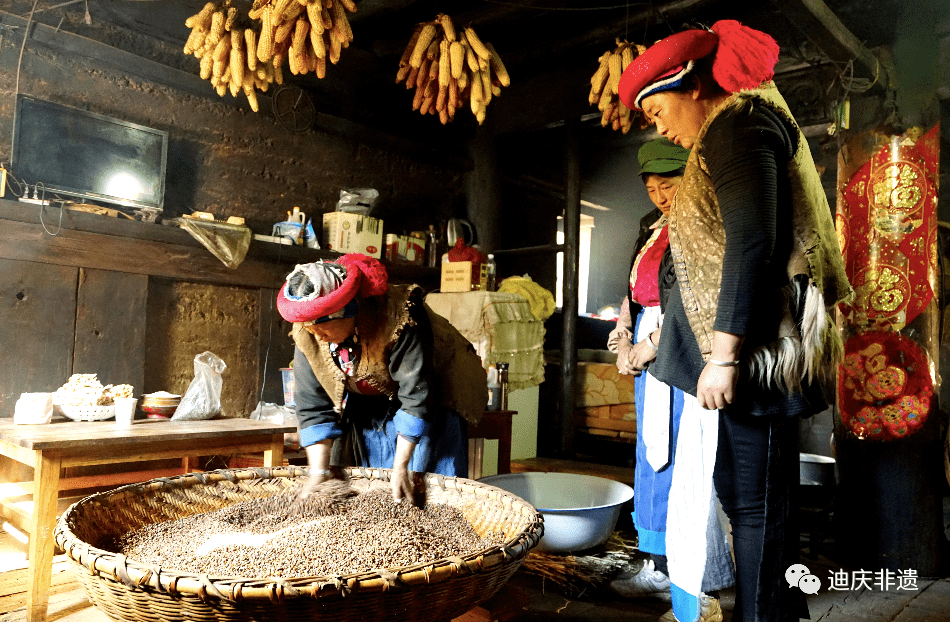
[837,330,932,441]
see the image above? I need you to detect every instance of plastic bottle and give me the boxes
[426,225,439,267]
[486,364,501,411]
[485,253,497,292]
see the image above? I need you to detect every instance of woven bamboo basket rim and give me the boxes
[55,466,544,603]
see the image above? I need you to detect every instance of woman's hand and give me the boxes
[391,434,426,506]
[299,439,338,499]
[616,339,640,375]
[697,330,743,410]
[697,363,739,410]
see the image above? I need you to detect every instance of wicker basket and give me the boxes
[55,466,543,622]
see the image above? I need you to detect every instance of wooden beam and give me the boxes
[559,118,581,459]
[774,0,889,89]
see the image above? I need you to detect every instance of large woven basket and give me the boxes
[54,466,543,622]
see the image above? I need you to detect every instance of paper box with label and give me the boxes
[385,234,425,265]
[322,212,384,258]
[441,261,487,292]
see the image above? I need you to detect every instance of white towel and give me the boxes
[636,305,669,471]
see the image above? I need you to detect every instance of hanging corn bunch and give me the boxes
[248,0,356,80]
[588,39,645,133]
[182,0,356,114]
[395,14,510,125]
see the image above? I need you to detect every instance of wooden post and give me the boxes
[27,451,61,622]
[558,118,581,458]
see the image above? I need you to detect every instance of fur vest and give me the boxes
[292,284,487,425]
[668,83,853,391]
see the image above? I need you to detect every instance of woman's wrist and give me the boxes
[644,331,658,351]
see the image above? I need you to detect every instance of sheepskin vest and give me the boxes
[668,83,853,387]
[292,284,487,425]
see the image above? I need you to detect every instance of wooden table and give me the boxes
[0,417,296,622]
[467,410,515,479]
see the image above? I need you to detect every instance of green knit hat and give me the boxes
[638,138,690,176]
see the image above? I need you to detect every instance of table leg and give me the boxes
[263,434,284,467]
[27,451,62,622]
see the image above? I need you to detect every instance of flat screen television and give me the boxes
[11,95,168,211]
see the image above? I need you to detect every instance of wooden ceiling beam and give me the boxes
[774,0,889,90]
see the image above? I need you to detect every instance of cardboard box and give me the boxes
[322,212,384,258]
[441,261,487,292]
[385,234,425,265]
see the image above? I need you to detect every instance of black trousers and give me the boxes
[714,409,808,622]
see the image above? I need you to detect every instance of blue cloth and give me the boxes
[631,310,685,555]
[361,407,467,476]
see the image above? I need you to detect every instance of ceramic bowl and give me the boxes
[479,472,634,553]
[140,394,180,418]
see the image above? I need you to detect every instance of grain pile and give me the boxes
[119,480,504,578]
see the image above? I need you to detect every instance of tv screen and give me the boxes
[11,96,168,211]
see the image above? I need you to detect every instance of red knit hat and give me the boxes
[618,20,780,110]
[276,253,389,323]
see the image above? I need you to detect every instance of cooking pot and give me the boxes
[446,218,476,246]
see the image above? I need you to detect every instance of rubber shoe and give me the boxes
[608,559,672,601]
[657,595,724,622]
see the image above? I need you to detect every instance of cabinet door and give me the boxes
[74,268,148,395]
[0,258,78,416]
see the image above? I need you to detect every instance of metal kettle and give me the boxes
[446,218,476,246]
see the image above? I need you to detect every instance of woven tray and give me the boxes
[55,466,543,622]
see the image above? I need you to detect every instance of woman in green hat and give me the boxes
[607,138,734,621]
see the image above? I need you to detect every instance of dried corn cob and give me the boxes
[438,13,456,42]
[463,27,490,61]
[257,6,275,61]
[587,40,643,132]
[185,2,215,29]
[409,23,436,68]
[485,42,509,87]
[245,28,258,71]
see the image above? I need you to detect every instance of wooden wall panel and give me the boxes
[0,258,78,417]
[73,268,148,395]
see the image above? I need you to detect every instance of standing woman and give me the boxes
[608,139,734,622]
[276,253,487,504]
[618,22,852,622]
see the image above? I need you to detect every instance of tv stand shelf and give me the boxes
[0,199,439,288]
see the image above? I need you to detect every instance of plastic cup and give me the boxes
[114,397,138,425]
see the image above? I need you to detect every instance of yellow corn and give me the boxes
[421,95,434,116]
[464,40,479,74]
[288,46,300,74]
[245,29,258,71]
[399,24,422,67]
[230,30,245,88]
[470,70,483,113]
[436,83,447,112]
[428,51,440,80]
[333,1,352,43]
[257,7,275,62]
[417,58,430,88]
[226,7,239,30]
[448,78,458,110]
[213,36,230,63]
[328,29,341,64]
[184,25,205,55]
[621,44,634,73]
[589,52,609,103]
[283,0,305,21]
[607,51,623,96]
[274,62,284,85]
[409,22,436,69]
[206,10,225,46]
[310,26,327,58]
[449,41,463,80]
[396,63,411,84]
[480,67,492,106]
[216,82,227,96]
[457,67,468,91]
[275,19,295,44]
[272,38,290,67]
[439,107,449,125]
[485,42,509,87]
[425,38,439,61]
[245,88,260,112]
[438,40,450,88]
[273,0,294,18]
[213,59,225,81]
[229,79,241,98]
[463,27,490,61]
[438,13,456,42]
[412,82,425,111]
[185,2,215,29]
[292,17,310,51]
[316,55,327,79]
[199,53,213,80]
[476,104,486,125]
[307,1,325,35]
[339,0,357,12]
[321,7,332,30]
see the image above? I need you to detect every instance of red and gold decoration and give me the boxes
[837,126,940,331]
[838,331,932,441]
[836,124,940,441]
[394,15,510,125]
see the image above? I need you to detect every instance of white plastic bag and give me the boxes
[335,188,379,214]
[172,352,227,421]
[14,392,53,425]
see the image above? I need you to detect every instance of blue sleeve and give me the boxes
[293,346,342,447]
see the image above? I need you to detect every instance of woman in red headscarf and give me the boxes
[618,21,852,622]
[277,254,487,504]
